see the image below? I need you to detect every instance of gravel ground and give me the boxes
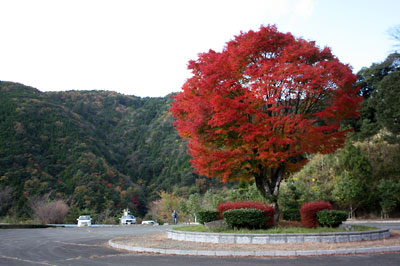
[112,230,400,252]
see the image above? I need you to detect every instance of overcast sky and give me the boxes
[1,0,399,97]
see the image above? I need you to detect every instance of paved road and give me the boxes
[1,224,399,266]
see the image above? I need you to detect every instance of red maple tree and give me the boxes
[171,25,361,222]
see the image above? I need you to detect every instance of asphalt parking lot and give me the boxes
[0,224,399,266]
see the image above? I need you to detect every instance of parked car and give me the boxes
[141,220,155,225]
[77,215,92,227]
[120,215,137,225]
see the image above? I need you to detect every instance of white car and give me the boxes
[141,220,155,225]
[120,215,137,225]
[77,215,92,227]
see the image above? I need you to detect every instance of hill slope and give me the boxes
[0,81,198,217]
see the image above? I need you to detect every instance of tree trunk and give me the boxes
[254,166,285,224]
[349,204,358,219]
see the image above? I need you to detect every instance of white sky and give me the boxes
[1,0,399,97]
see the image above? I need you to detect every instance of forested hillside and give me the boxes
[0,81,200,219]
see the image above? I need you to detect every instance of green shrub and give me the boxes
[197,210,220,224]
[317,210,348,227]
[222,208,267,229]
[282,208,301,221]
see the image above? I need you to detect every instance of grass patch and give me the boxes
[173,224,378,234]
[0,216,41,225]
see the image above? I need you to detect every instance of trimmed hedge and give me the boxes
[317,210,348,227]
[222,208,266,229]
[196,210,220,224]
[300,201,332,228]
[218,201,274,227]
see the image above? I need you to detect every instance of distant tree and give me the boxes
[356,53,400,142]
[377,179,400,218]
[29,196,69,224]
[375,71,400,142]
[171,25,361,222]
[96,207,117,224]
[333,144,373,218]
[357,53,400,99]
[147,191,180,223]
[227,182,265,203]
[202,189,225,210]
[333,174,364,219]
[289,153,338,203]
[184,193,201,222]
[340,144,372,180]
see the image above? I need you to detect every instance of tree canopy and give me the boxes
[171,25,361,221]
[356,52,400,142]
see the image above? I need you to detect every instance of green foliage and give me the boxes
[278,181,304,221]
[185,193,201,221]
[333,143,373,217]
[288,144,373,220]
[377,179,400,218]
[339,143,372,180]
[284,140,400,218]
[222,208,267,229]
[196,210,220,224]
[375,71,400,143]
[282,209,301,221]
[226,182,265,203]
[281,153,339,215]
[202,189,225,210]
[355,52,400,142]
[332,174,364,216]
[317,210,348,227]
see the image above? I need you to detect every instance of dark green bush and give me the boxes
[317,210,348,227]
[197,210,220,224]
[282,208,301,221]
[0,224,54,229]
[222,208,267,229]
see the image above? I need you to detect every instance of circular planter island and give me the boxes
[166,228,390,244]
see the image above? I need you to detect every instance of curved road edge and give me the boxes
[108,239,400,257]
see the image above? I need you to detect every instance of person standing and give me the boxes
[172,210,178,224]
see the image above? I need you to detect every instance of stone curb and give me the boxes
[345,220,400,224]
[166,228,390,244]
[108,239,400,257]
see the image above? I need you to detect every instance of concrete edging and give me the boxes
[108,239,400,257]
[166,228,390,244]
